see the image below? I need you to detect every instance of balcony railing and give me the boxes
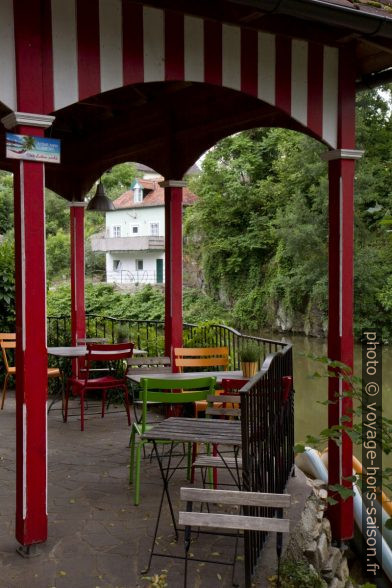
[241,344,294,585]
[107,270,162,284]
[47,316,287,367]
[91,235,165,252]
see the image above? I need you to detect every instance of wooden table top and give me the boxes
[141,417,242,446]
[127,370,245,384]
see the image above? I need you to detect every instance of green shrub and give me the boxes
[278,559,324,587]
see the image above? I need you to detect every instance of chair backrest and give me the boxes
[206,394,241,418]
[127,356,171,375]
[1,341,16,372]
[0,333,16,342]
[139,376,216,432]
[174,347,229,372]
[83,342,134,381]
[179,487,291,533]
[205,378,247,418]
[222,378,248,394]
[86,342,134,362]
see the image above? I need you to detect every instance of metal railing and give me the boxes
[106,270,161,285]
[240,344,294,586]
[47,316,287,365]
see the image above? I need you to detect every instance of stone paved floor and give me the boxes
[0,392,309,588]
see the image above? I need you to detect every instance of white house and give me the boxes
[91,176,197,284]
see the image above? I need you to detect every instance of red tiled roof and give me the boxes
[138,178,159,191]
[112,181,198,209]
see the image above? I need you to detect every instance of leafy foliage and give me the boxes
[0,239,15,331]
[185,86,392,337]
[47,283,228,325]
[275,559,325,587]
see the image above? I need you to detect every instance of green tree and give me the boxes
[185,86,392,338]
[46,230,70,283]
[0,239,15,331]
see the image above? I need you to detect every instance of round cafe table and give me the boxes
[47,345,147,418]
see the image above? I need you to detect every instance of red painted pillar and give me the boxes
[161,181,185,365]
[70,203,86,373]
[323,48,364,541]
[2,112,55,550]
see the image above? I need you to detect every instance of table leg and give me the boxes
[143,440,179,574]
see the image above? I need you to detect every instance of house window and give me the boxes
[135,259,143,271]
[150,222,159,236]
[134,186,143,203]
[113,259,121,271]
[113,226,121,237]
[131,225,139,234]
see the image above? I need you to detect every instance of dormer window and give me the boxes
[134,185,143,203]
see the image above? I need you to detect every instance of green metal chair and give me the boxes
[129,376,216,506]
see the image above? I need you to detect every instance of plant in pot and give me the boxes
[116,324,129,343]
[239,342,260,378]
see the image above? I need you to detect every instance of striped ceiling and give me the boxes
[0,0,340,147]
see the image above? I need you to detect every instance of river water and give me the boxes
[262,332,392,468]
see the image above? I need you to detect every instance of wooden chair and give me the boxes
[174,347,229,417]
[64,342,134,431]
[127,356,171,375]
[193,380,247,487]
[0,333,16,341]
[1,341,61,409]
[179,487,291,588]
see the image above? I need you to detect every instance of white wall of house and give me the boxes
[106,250,165,284]
[105,206,164,239]
[104,205,165,284]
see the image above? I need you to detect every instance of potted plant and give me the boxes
[239,342,260,378]
[116,324,129,343]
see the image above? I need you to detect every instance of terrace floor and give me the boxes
[0,392,309,588]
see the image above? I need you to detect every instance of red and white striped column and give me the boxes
[324,147,364,540]
[2,111,55,551]
[70,202,87,373]
[161,181,185,365]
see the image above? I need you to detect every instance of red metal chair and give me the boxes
[64,342,134,431]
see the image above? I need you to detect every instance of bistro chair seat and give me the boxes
[64,342,134,431]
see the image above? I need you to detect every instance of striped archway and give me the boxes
[1,0,361,552]
[0,1,340,147]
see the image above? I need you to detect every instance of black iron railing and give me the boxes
[240,344,294,587]
[47,316,287,366]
